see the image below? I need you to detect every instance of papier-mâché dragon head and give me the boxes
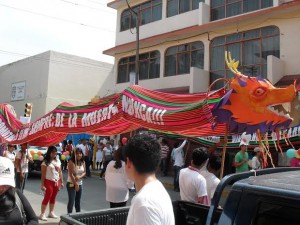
[212,52,296,134]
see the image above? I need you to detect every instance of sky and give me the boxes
[0,0,117,66]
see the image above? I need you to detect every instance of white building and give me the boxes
[105,0,300,95]
[0,51,114,121]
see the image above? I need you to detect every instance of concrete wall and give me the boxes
[0,51,114,121]
[46,51,114,113]
[0,51,50,121]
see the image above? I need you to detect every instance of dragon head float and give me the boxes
[212,52,296,134]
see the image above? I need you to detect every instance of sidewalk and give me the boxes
[90,169,175,189]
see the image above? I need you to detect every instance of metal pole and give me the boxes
[126,0,139,85]
[135,10,139,85]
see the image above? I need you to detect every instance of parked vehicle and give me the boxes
[60,167,300,225]
[27,146,47,173]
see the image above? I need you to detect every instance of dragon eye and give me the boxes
[254,88,266,96]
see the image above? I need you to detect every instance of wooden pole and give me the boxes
[184,139,190,165]
[71,134,77,174]
[220,125,228,179]
[92,135,97,170]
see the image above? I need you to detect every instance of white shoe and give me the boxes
[39,214,47,221]
[48,212,58,219]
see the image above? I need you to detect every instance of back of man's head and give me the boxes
[192,148,208,167]
[208,155,221,171]
[124,134,161,174]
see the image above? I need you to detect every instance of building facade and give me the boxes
[105,0,300,95]
[0,51,114,121]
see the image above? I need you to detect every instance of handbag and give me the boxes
[15,191,28,225]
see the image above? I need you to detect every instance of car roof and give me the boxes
[236,170,300,192]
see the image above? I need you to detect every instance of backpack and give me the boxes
[15,191,27,225]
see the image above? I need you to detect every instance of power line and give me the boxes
[85,0,107,6]
[0,3,115,33]
[60,0,115,13]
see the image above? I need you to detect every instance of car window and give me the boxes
[253,201,300,225]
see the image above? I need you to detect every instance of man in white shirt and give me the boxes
[124,134,175,225]
[78,139,91,177]
[172,139,187,191]
[179,148,209,205]
[200,155,221,204]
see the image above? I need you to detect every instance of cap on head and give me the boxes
[0,157,15,187]
[239,132,251,146]
[253,147,261,153]
[239,141,248,147]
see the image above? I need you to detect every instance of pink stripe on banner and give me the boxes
[123,91,187,111]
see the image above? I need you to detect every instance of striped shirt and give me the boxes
[161,145,169,159]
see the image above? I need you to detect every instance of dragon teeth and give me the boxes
[282,102,291,112]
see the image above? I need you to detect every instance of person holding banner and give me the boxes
[15,143,33,192]
[66,148,86,213]
[4,144,16,164]
[172,139,187,192]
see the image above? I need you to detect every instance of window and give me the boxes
[211,0,273,21]
[167,0,204,17]
[165,41,204,76]
[117,51,160,83]
[210,26,280,89]
[253,201,300,225]
[120,0,162,31]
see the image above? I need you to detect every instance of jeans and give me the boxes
[173,166,182,191]
[67,182,82,213]
[160,158,168,176]
[100,160,110,178]
[15,172,28,192]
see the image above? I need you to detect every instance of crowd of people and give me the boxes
[0,133,299,225]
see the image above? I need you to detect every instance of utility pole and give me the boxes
[126,0,139,85]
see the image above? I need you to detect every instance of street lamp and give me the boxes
[126,0,139,85]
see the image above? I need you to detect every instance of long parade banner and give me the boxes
[0,85,225,146]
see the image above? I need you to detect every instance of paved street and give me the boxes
[24,170,180,225]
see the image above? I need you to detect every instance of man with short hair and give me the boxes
[78,139,91,177]
[200,155,221,203]
[179,148,209,205]
[99,142,113,179]
[235,143,249,173]
[124,134,175,225]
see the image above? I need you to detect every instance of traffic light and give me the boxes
[24,103,33,117]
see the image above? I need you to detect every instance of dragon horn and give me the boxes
[225,51,242,76]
